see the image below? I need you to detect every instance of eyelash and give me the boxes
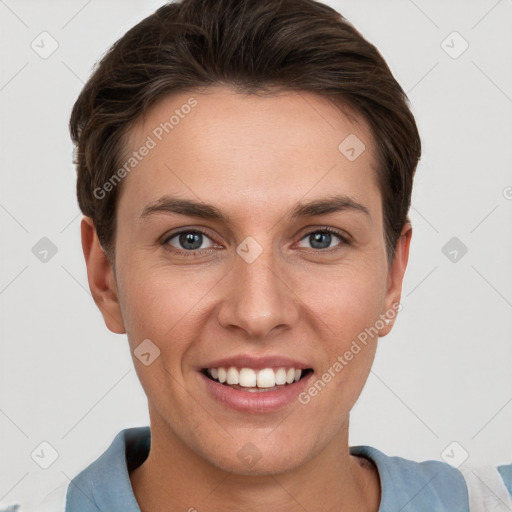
[161,227,351,258]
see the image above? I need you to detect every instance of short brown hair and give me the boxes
[70,0,421,265]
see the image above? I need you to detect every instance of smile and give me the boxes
[198,364,315,413]
[203,366,313,391]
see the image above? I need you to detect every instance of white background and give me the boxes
[1,0,511,508]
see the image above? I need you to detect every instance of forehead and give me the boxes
[118,87,381,223]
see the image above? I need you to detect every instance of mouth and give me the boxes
[197,355,315,413]
[201,366,314,393]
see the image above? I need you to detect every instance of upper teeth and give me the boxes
[207,367,303,388]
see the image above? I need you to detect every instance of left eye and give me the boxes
[166,231,214,251]
[298,230,345,250]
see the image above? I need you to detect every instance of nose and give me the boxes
[217,243,299,339]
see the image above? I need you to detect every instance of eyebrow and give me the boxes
[140,194,371,223]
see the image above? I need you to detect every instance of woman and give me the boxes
[39,0,512,510]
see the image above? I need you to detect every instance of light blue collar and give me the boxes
[66,427,469,511]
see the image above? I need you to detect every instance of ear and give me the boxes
[81,216,126,334]
[379,222,412,337]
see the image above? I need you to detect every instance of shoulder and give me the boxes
[497,463,512,496]
[459,463,512,511]
[35,426,150,512]
[351,445,469,511]
[351,445,512,511]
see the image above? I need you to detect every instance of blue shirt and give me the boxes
[40,426,512,511]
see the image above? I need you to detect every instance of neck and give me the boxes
[130,414,381,512]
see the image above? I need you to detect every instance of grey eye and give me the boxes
[298,231,342,250]
[167,231,214,251]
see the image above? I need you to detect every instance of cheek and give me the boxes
[299,265,386,341]
[117,264,219,350]
[116,268,212,407]
[296,276,383,417]
[298,266,385,400]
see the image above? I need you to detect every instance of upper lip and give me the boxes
[200,354,312,371]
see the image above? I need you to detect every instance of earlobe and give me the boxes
[81,217,126,334]
[379,223,412,337]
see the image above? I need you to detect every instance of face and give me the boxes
[84,87,411,476]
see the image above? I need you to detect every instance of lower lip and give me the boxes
[198,371,314,413]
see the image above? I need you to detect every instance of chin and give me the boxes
[198,430,319,477]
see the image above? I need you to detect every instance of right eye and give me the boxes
[163,229,217,255]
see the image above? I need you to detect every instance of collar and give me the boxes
[67,427,468,511]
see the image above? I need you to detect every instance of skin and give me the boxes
[82,87,412,512]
